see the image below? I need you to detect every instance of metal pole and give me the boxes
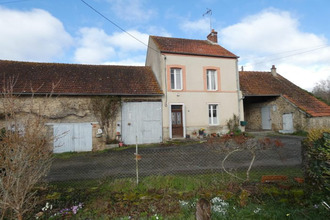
[135,135,139,185]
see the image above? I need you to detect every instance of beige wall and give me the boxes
[146,39,242,139]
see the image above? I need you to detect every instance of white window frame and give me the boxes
[207,69,218,91]
[208,104,219,125]
[170,68,183,90]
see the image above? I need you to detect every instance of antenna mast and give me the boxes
[203,8,212,32]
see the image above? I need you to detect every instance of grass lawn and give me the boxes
[27,169,329,220]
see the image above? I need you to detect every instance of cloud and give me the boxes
[220,8,330,90]
[74,27,148,64]
[107,0,156,23]
[180,17,210,34]
[74,27,116,63]
[0,7,73,62]
[109,30,149,51]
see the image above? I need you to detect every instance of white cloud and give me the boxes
[74,27,116,64]
[180,17,210,34]
[0,7,73,62]
[103,58,145,66]
[107,0,156,23]
[109,30,149,51]
[220,8,330,90]
[74,27,148,64]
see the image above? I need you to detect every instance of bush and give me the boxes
[302,132,330,195]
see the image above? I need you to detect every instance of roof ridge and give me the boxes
[150,35,208,42]
[0,60,147,68]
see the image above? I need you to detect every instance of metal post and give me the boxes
[135,135,139,185]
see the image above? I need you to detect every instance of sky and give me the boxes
[0,0,329,91]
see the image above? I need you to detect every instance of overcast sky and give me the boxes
[0,0,329,91]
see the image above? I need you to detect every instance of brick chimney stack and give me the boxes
[271,65,277,77]
[207,29,218,43]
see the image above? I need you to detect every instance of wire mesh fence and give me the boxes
[46,135,304,184]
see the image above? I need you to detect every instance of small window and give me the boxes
[207,69,217,91]
[209,104,218,125]
[170,68,182,90]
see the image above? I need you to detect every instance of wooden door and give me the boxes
[53,123,92,153]
[171,105,183,137]
[282,113,293,132]
[122,102,162,144]
[261,106,271,130]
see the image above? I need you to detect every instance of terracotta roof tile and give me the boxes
[0,60,163,96]
[239,71,330,117]
[150,36,238,58]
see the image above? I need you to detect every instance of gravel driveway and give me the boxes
[46,134,305,182]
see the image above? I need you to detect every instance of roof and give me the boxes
[0,60,162,96]
[239,71,330,117]
[150,36,238,58]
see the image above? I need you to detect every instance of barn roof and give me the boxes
[239,70,330,117]
[0,60,162,96]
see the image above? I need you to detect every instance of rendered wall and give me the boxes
[148,52,241,139]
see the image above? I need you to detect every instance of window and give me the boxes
[207,69,217,90]
[209,104,218,125]
[170,68,182,90]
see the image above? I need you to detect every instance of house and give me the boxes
[240,65,330,133]
[0,60,163,152]
[146,30,244,139]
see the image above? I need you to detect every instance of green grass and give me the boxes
[28,168,327,220]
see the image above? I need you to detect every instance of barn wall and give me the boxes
[244,96,311,132]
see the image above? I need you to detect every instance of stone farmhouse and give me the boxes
[0,30,329,152]
[240,65,330,133]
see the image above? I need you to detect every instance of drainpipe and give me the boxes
[163,55,168,107]
[235,59,242,124]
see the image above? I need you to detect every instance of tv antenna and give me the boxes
[203,8,212,32]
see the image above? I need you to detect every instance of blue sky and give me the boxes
[0,0,329,90]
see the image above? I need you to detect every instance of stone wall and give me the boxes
[307,116,330,129]
[244,96,311,132]
[0,95,121,151]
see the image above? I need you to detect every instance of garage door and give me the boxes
[53,123,92,153]
[122,102,162,145]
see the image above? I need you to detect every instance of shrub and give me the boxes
[302,132,329,195]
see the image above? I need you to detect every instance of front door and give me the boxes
[171,105,183,137]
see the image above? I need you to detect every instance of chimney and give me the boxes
[271,65,277,77]
[207,29,218,43]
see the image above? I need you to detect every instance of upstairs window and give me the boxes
[170,68,182,90]
[207,69,217,91]
[209,104,218,125]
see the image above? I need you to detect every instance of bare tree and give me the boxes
[90,96,121,143]
[312,76,330,105]
[0,79,53,220]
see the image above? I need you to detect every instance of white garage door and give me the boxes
[53,123,92,153]
[122,102,162,145]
